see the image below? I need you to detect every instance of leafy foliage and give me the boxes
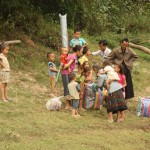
[0,0,150,42]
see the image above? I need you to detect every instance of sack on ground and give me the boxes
[46,97,62,111]
[137,97,150,117]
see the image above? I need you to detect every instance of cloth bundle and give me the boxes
[83,82,103,110]
[137,97,150,117]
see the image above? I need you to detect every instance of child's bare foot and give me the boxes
[116,118,124,122]
[107,119,113,123]
[65,107,72,110]
[79,107,86,111]
[72,115,78,118]
[72,114,81,118]
[2,99,9,103]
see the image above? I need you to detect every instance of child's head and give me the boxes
[82,61,90,69]
[103,60,111,67]
[98,40,108,52]
[92,64,101,73]
[68,72,76,82]
[61,47,68,55]
[83,66,91,77]
[82,46,90,56]
[74,29,81,39]
[73,45,83,56]
[0,43,9,54]
[47,52,55,62]
[114,64,124,74]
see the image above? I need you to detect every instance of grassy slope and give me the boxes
[0,33,150,150]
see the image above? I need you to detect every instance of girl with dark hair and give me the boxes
[78,46,90,65]
[114,64,127,98]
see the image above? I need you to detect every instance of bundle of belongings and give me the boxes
[46,96,63,111]
[137,97,150,117]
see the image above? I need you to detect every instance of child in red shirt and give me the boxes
[60,47,68,67]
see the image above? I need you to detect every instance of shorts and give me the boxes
[0,71,10,83]
[72,99,79,109]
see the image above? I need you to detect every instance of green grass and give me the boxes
[0,33,150,150]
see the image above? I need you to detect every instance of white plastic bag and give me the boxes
[46,96,63,111]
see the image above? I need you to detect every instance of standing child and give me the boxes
[68,72,80,118]
[70,29,86,52]
[77,61,90,110]
[61,45,82,109]
[47,52,58,96]
[0,43,10,102]
[114,64,127,98]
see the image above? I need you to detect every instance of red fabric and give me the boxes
[60,54,68,66]
[118,74,125,86]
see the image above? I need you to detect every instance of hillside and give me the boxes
[0,31,150,150]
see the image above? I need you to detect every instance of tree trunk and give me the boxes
[0,40,21,45]
[129,42,150,55]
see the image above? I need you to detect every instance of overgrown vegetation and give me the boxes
[0,0,150,46]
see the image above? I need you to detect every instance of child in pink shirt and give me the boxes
[114,64,127,98]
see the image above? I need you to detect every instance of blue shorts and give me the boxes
[72,99,79,109]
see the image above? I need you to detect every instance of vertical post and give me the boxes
[59,14,68,49]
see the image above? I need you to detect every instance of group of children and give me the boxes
[48,29,127,121]
[0,30,127,122]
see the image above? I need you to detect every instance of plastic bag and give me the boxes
[46,96,63,111]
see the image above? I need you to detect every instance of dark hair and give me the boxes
[92,64,103,73]
[68,72,76,81]
[0,43,9,53]
[92,64,101,70]
[114,64,124,74]
[83,66,91,74]
[103,60,111,67]
[82,46,89,55]
[81,66,91,77]
[120,38,129,43]
[98,40,108,46]
[74,29,80,33]
[47,52,53,58]
[81,61,90,69]
[73,45,82,52]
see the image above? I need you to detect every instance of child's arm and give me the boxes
[64,59,74,69]
[98,70,107,75]
[76,84,80,92]
[49,66,58,73]
[0,58,4,68]
[122,75,127,88]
